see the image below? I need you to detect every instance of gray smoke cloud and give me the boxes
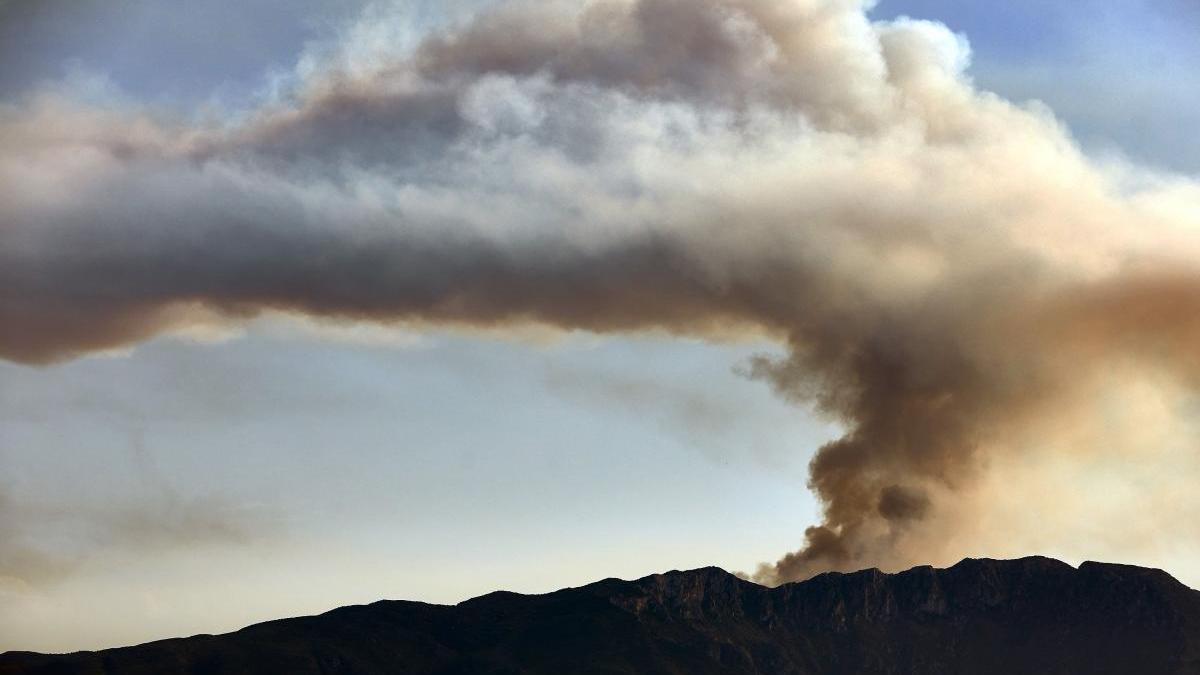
[4,0,1200,582]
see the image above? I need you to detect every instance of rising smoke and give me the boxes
[3,0,1200,583]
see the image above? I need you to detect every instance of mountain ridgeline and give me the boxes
[4,557,1200,674]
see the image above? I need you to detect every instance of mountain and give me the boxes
[4,556,1200,674]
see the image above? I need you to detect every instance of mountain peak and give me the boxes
[4,557,1200,675]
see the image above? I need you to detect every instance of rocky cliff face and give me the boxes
[5,556,1200,674]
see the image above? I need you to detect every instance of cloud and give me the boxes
[0,487,271,593]
[4,0,1200,582]
[0,432,276,593]
[543,359,813,472]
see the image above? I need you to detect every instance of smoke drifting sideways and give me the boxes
[0,480,271,593]
[3,0,1200,583]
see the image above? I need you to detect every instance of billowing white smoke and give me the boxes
[4,0,1200,582]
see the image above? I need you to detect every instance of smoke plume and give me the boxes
[4,0,1200,582]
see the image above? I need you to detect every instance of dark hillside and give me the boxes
[5,557,1200,674]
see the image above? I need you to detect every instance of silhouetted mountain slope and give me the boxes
[5,556,1200,674]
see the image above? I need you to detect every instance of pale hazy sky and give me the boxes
[2,0,1199,654]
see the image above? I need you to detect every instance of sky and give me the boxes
[2,0,1199,654]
